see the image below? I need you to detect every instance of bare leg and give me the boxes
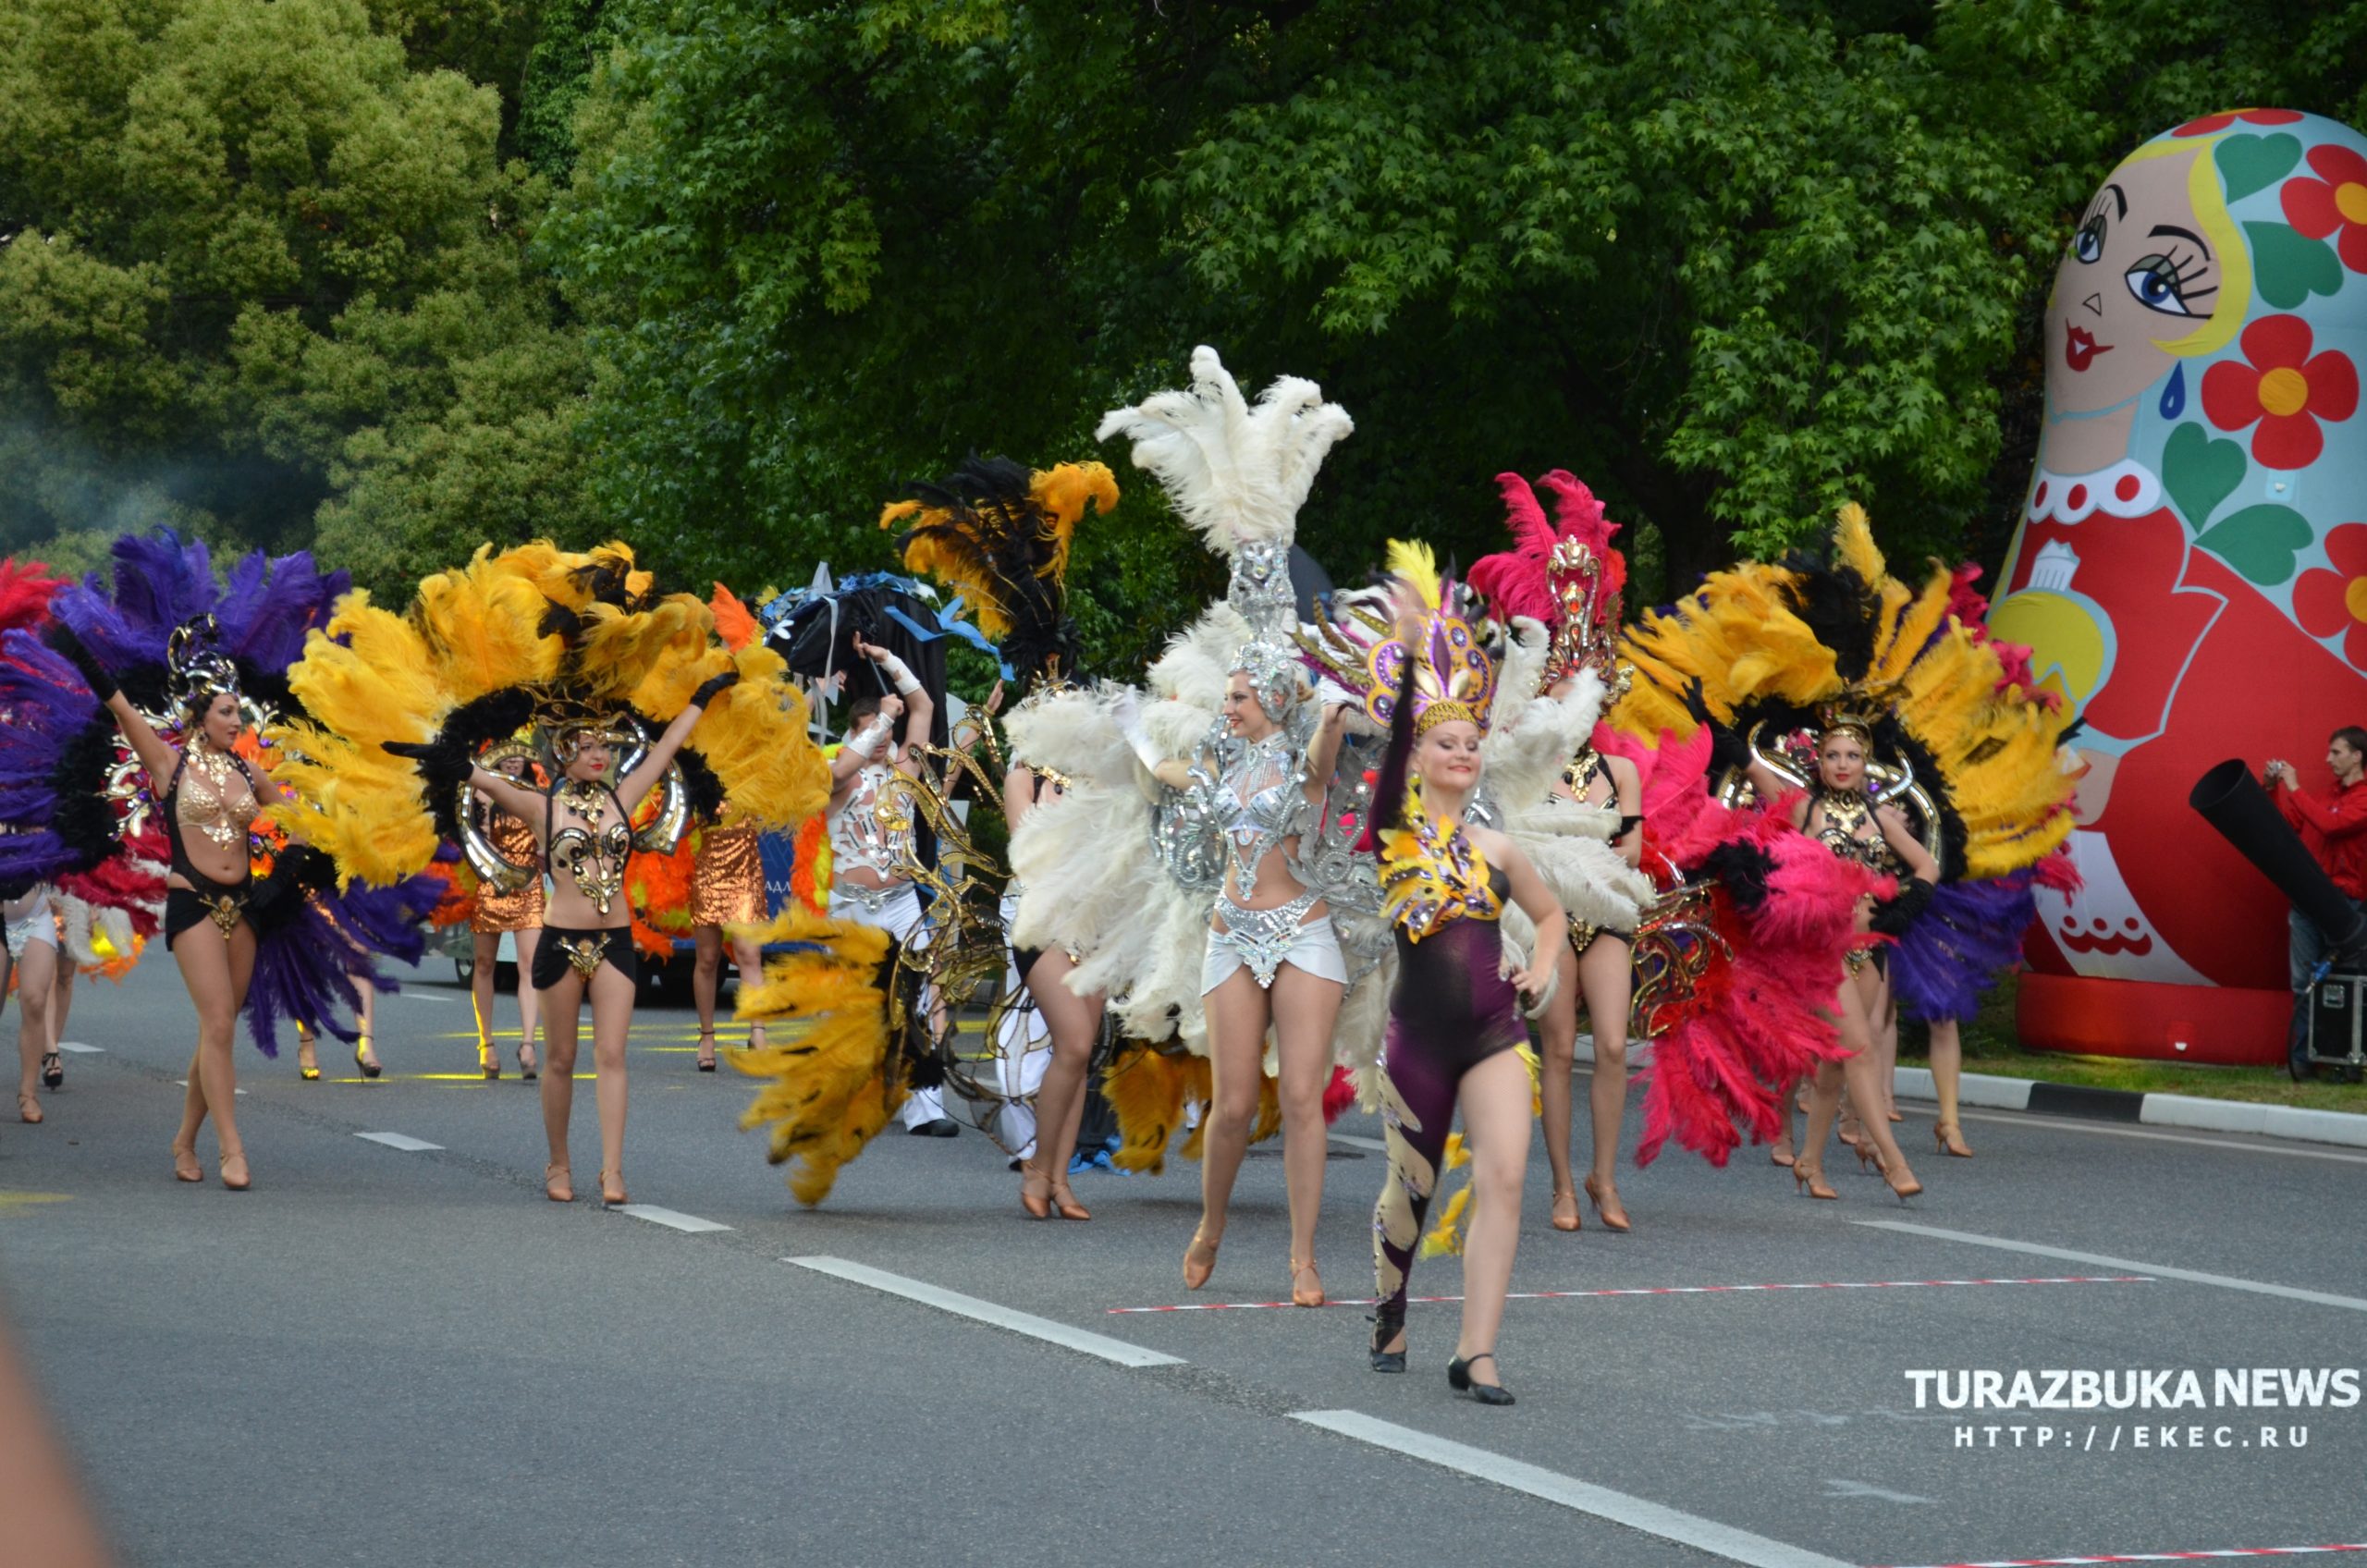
[1535,939,1582,1229]
[48,958,74,1048]
[1578,934,1633,1227]
[1928,1017,1972,1156]
[1874,976,1900,1120]
[692,925,723,1066]
[589,961,635,1202]
[353,979,378,1072]
[472,930,499,1064]
[514,927,543,1072]
[538,970,586,1185]
[1769,1075,1797,1166]
[730,935,766,1048]
[171,921,256,1184]
[15,941,55,1121]
[1270,960,1344,1299]
[1196,966,1271,1267]
[1454,1047,1534,1381]
[1020,949,1104,1219]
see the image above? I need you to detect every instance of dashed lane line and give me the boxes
[788,1256,1184,1368]
[1954,1109,2367,1166]
[1108,1274,2152,1314]
[55,1041,104,1054]
[1858,1220,2367,1314]
[1291,1410,1853,1568]
[618,1205,731,1233]
[353,1132,443,1152]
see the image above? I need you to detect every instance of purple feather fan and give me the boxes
[215,550,350,673]
[0,630,110,883]
[1887,872,2039,1023]
[244,863,446,1056]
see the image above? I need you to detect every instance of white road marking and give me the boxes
[790,1256,1184,1368]
[619,1206,731,1233]
[1955,1108,2367,1165]
[175,1082,245,1095]
[1820,1478,1931,1504]
[1329,1132,1387,1152]
[55,1041,104,1054]
[1291,1410,1852,1568]
[1859,1220,2367,1314]
[353,1132,442,1152]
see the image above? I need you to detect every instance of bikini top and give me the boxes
[1209,732,1312,885]
[1809,786,1901,874]
[830,760,914,878]
[545,779,632,915]
[165,745,261,888]
[1558,744,1644,841]
[1379,783,1508,941]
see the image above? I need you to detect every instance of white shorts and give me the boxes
[1201,895,1347,994]
[829,881,923,944]
[4,887,57,960]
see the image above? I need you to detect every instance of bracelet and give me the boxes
[846,725,887,759]
[877,652,921,695]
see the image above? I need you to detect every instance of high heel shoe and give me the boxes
[518,1039,539,1081]
[599,1170,628,1208]
[1290,1257,1325,1308]
[41,1050,63,1089]
[1182,1227,1220,1291]
[1792,1161,1837,1200]
[1368,1310,1407,1373]
[1049,1181,1092,1222]
[478,1039,501,1081]
[171,1143,204,1183]
[1770,1139,1796,1169]
[695,1027,717,1072]
[1883,1165,1923,1203]
[1855,1141,1883,1176]
[218,1149,251,1192]
[544,1163,573,1203]
[1933,1121,1973,1158]
[1447,1352,1515,1406]
[297,1036,320,1082]
[1548,1186,1582,1232]
[1583,1174,1631,1233]
[16,1090,42,1125]
[1019,1165,1052,1220]
[354,1036,382,1080]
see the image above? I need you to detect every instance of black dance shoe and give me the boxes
[908,1118,961,1138]
[1368,1312,1407,1374]
[1447,1353,1515,1406]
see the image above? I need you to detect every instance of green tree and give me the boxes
[0,0,590,594]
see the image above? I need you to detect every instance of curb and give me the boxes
[1892,1067,2367,1151]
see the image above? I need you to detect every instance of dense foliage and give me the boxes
[6,0,2363,661]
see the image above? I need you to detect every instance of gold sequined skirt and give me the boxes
[691,823,766,928]
[472,876,546,934]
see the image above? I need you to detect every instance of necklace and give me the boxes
[183,740,246,850]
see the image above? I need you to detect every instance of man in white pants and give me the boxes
[826,634,958,1135]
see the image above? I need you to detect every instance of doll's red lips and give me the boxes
[2065,325,2111,372]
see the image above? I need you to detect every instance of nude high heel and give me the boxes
[1182,1227,1220,1291]
[1792,1161,1837,1201]
[1549,1186,1582,1232]
[1290,1257,1325,1308]
[1933,1121,1973,1158]
[1583,1174,1631,1233]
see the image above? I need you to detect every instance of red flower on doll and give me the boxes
[2172,108,2304,137]
[2293,524,2367,672]
[2282,142,2367,276]
[2201,314,2359,470]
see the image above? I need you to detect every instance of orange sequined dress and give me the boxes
[691,822,766,928]
[471,811,546,933]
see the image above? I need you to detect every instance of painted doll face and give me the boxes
[2046,142,2223,416]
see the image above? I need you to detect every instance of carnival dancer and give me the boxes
[1358,553,1567,1405]
[6,886,66,1123]
[1088,348,1362,1305]
[275,541,828,1207]
[1469,472,1650,1231]
[1619,505,2077,1199]
[43,619,315,1190]
[881,454,1122,1218]
[685,587,775,1073]
[469,745,545,1079]
[827,634,948,1133]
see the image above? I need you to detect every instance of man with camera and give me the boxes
[2267,727,2367,1076]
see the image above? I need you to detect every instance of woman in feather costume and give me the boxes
[1090,348,1359,1305]
[0,557,71,1124]
[882,453,1120,1220]
[1618,505,2077,1200]
[467,741,546,1080]
[684,584,775,1074]
[4,534,442,1184]
[1356,555,1567,1406]
[275,541,828,1207]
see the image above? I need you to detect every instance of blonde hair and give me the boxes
[2116,132,2252,359]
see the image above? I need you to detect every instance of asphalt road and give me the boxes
[3,958,2363,1568]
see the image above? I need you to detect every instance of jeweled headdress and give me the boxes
[1364,542,1495,739]
[1467,470,1625,691]
[166,615,242,717]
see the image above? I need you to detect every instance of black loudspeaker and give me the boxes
[2307,974,2367,1081]
[2189,759,2367,961]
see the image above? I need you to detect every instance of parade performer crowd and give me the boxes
[0,343,2082,1407]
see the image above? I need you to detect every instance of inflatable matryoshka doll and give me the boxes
[1992,109,2367,1062]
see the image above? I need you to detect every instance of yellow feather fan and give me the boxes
[1101,1043,1209,1175]
[1385,538,1443,609]
[727,906,899,1207]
